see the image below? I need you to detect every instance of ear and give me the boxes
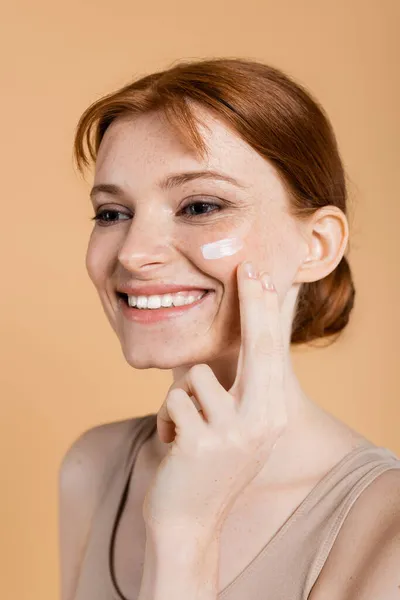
[295,206,349,283]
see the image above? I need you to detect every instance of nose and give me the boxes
[117,213,174,273]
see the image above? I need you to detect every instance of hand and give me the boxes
[142,261,288,536]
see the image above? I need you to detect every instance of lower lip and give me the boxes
[118,291,213,324]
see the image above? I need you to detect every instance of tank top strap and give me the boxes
[303,445,400,595]
[121,413,158,479]
[218,443,400,600]
[107,413,158,600]
[92,414,157,513]
[73,413,158,600]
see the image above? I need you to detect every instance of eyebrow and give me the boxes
[89,169,250,200]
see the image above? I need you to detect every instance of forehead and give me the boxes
[94,106,283,197]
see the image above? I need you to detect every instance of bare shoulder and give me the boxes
[58,415,144,534]
[309,467,400,600]
[58,416,143,600]
[58,417,140,488]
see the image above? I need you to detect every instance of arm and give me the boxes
[341,518,400,600]
[309,469,400,600]
[137,524,221,600]
[58,419,136,600]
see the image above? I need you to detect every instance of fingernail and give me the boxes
[243,261,258,279]
[260,272,275,291]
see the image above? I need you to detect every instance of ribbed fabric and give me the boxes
[73,413,400,600]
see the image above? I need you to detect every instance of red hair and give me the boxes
[73,57,355,345]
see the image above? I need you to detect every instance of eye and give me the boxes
[180,200,222,219]
[91,210,130,226]
[90,199,224,227]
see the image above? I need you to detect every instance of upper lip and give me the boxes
[117,284,212,296]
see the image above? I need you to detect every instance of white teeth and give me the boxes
[172,296,187,307]
[127,291,207,309]
[161,294,173,307]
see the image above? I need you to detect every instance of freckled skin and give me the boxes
[87,107,308,379]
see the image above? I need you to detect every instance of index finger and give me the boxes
[230,262,286,423]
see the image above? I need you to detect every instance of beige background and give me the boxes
[1,0,399,598]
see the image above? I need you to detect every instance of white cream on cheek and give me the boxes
[200,237,244,260]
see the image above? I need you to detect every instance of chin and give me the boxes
[120,345,190,371]
[119,341,223,371]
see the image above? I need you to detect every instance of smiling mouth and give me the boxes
[116,289,214,324]
[117,290,211,309]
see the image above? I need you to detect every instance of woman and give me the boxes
[59,57,400,600]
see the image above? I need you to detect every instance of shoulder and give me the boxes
[58,417,144,600]
[309,467,400,600]
[58,416,142,493]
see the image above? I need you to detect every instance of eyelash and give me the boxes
[91,200,223,226]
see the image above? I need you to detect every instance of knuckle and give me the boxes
[254,335,274,357]
[255,334,285,360]
[272,338,285,357]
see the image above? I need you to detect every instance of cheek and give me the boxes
[255,222,305,296]
[194,220,303,298]
[195,224,254,285]
[200,236,244,260]
[196,236,248,292]
[85,233,113,287]
[196,215,267,271]
[167,215,253,284]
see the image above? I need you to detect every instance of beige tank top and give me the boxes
[73,413,400,600]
